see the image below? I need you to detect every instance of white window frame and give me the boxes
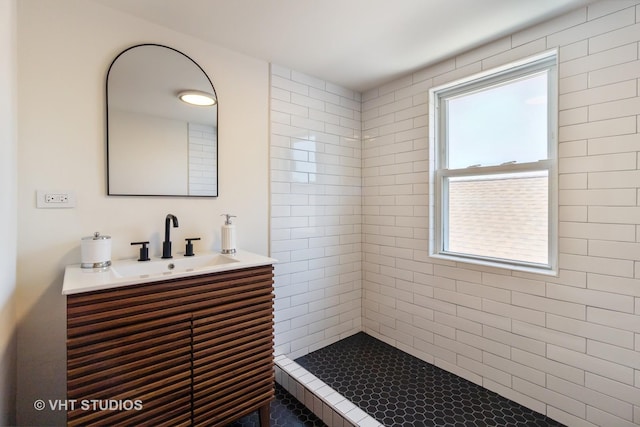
[429,51,558,275]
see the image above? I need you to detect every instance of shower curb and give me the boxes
[274,355,384,427]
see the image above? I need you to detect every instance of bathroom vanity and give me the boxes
[63,251,276,426]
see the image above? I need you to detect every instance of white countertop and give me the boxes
[62,250,277,295]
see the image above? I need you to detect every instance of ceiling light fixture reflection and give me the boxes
[178,90,217,106]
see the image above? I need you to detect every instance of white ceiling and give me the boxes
[95,0,593,92]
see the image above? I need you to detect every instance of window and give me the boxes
[429,52,557,273]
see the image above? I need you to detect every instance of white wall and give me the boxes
[16,0,269,424]
[108,110,188,195]
[270,65,363,358]
[0,0,18,424]
[362,1,640,426]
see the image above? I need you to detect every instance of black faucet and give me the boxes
[162,214,179,259]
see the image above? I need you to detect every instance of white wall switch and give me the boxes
[36,190,76,208]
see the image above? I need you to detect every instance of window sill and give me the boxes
[429,252,558,277]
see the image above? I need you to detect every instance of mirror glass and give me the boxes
[107,44,218,197]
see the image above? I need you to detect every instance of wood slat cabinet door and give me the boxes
[66,264,275,426]
[192,269,275,426]
[67,311,193,426]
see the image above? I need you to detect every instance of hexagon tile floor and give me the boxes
[295,332,565,427]
[226,383,326,427]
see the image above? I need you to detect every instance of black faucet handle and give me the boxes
[131,241,150,262]
[185,238,201,257]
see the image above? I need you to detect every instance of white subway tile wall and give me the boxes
[271,1,640,426]
[361,1,640,426]
[188,123,217,195]
[270,65,363,359]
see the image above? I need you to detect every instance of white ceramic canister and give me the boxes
[81,232,112,269]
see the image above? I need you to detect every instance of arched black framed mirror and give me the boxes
[107,44,218,197]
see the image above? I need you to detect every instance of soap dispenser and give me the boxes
[221,214,237,254]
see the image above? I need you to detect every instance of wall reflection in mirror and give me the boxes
[107,44,218,197]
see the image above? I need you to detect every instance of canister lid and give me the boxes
[82,232,111,240]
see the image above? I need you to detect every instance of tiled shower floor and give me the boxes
[295,332,565,427]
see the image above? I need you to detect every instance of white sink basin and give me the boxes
[111,253,240,278]
[63,250,277,295]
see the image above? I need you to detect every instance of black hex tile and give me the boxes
[295,332,565,427]
[226,383,326,427]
